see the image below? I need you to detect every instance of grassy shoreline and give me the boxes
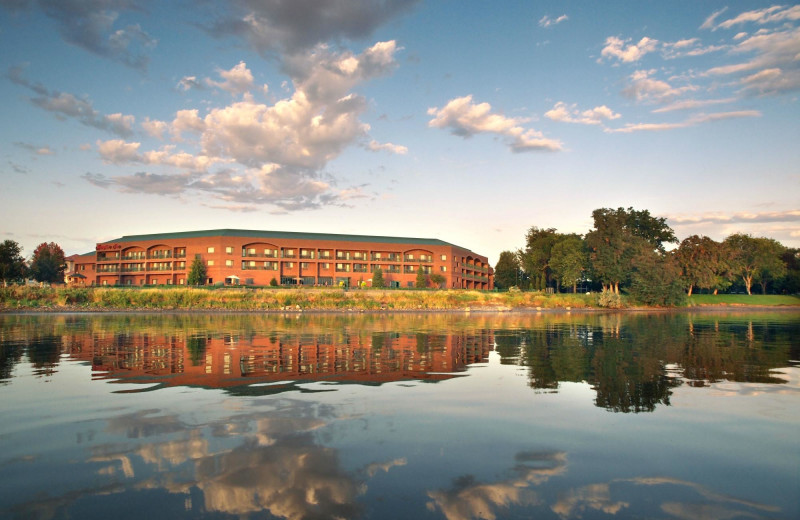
[1,286,799,312]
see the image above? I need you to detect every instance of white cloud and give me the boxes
[606,110,761,133]
[700,7,729,30]
[545,102,621,125]
[539,14,568,28]
[428,95,563,152]
[652,98,736,113]
[206,61,255,96]
[622,70,696,104]
[87,41,402,211]
[366,140,408,154]
[706,5,800,30]
[600,36,658,63]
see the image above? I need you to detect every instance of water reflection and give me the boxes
[0,311,797,519]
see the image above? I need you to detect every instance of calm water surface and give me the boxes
[0,311,798,519]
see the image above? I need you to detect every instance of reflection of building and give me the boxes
[66,330,494,390]
[71,229,493,289]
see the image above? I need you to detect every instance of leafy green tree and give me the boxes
[430,273,445,288]
[0,240,27,286]
[269,277,278,287]
[724,234,786,295]
[585,207,677,294]
[754,238,787,294]
[415,266,428,288]
[29,242,66,283]
[187,256,207,285]
[550,234,586,293]
[675,235,727,296]
[520,227,559,289]
[628,250,686,306]
[494,250,522,290]
[775,248,800,294]
[372,267,384,288]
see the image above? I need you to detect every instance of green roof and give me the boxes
[101,229,474,250]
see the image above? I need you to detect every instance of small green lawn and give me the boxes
[688,294,800,306]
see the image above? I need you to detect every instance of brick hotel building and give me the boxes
[67,229,493,290]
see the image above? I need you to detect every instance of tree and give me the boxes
[415,266,428,288]
[430,273,445,289]
[494,250,522,290]
[675,235,727,296]
[0,240,27,286]
[550,235,586,293]
[372,268,384,288]
[724,234,786,295]
[585,207,677,294]
[520,227,559,289]
[29,242,66,284]
[187,256,207,285]
[628,250,686,306]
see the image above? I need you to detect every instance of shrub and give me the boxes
[597,289,623,309]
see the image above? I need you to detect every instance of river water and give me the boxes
[0,311,798,519]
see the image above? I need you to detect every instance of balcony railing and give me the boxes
[404,257,433,263]
[243,253,278,258]
[97,256,119,262]
[97,267,119,273]
[122,254,146,261]
[371,254,401,262]
[148,253,172,259]
[121,267,145,273]
[148,266,173,271]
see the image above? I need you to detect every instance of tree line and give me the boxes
[0,240,66,286]
[494,207,798,305]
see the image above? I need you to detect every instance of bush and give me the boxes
[597,289,623,309]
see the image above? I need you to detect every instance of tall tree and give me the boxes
[28,242,66,283]
[550,235,586,293]
[520,227,559,289]
[494,250,522,290]
[187,256,207,285]
[723,234,786,295]
[415,266,428,289]
[628,250,686,306]
[0,240,27,286]
[372,267,384,288]
[585,207,677,294]
[675,235,727,296]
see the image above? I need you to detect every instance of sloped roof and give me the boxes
[101,229,464,249]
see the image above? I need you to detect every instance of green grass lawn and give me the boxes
[688,294,800,306]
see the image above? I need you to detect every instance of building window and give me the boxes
[208,260,215,266]
[167,279,173,285]
[226,260,233,267]
[285,262,294,268]
[441,266,447,272]
[301,262,310,269]
[321,262,330,269]
[441,254,447,261]
[207,247,215,253]
[226,246,233,254]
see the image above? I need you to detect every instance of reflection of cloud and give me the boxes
[551,483,628,517]
[426,451,566,520]
[365,457,407,477]
[104,409,187,438]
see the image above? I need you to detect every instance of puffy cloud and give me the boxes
[2,0,157,70]
[539,14,568,28]
[366,140,408,154]
[545,102,621,125]
[622,69,697,104]
[8,66,136,137]
[203,0,419,55]
[205,61,255,96]
[428,95,562,152]
[87,43,401,211]
[599,36,658,63]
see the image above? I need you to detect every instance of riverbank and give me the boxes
[1,286,799,312]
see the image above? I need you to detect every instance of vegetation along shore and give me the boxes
[2,286,799,312]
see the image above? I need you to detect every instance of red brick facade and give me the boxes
[76,229,493,290]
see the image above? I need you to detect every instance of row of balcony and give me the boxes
[98,253,187,262]
[97,265,187,274]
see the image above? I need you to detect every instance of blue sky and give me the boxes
[1,0,798,262]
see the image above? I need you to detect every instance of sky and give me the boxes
[1,0,798,263]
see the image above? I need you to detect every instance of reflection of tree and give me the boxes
[186,335,207,366]
[493,313,798,413]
